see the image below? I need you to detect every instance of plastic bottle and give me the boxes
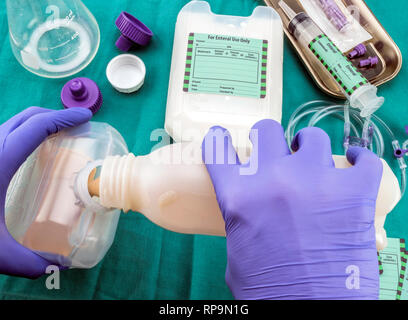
[6,0,100,78]
[87,143,225,236]
[84,142,401,250]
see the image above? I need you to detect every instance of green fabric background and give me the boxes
[0,0,406,299]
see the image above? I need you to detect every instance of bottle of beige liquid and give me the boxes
[86,142,401,250]
[87,142,225,236]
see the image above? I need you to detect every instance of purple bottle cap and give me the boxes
[348,44,366,59]
[61,77,103,115]
[115,12,153,51]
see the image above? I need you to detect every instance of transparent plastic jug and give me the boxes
[5,122,128,268]
[87,143,401,251]
[165,1,283,159]
[6,0,100,78]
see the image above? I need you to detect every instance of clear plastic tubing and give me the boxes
[285,100,407,197]
[279,1,384,117]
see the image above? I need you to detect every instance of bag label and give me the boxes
[183,33,267,99]
[309,34,368,96]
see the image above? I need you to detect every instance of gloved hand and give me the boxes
[0,107,92,278]
[202,119,382,300]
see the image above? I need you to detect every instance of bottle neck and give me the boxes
[99,154,143,212]
[75,160,109,213]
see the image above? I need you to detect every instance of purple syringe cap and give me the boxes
[61,77,103,115]
[358,56,379,68]
[115,12,153,51]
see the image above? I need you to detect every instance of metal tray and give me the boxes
[264,0,402,99]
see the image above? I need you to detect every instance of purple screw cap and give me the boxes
[115,12,153,51]
[348,44,367,59]
[359,56,379,68]
[61,77,102,115]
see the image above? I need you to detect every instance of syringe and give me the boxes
[279,1,384,117]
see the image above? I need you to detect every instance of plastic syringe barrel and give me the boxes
[287,12,384,117]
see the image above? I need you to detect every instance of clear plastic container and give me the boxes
[165,1,283,159]
[6,0,100,78]
[5,122,128,268]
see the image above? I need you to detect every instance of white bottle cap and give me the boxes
[106,54,146,93]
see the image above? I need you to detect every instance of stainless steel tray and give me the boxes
[264,0,402,98]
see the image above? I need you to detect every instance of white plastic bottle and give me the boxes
[83,142,401,250]
[165,1,283,158]
[90,143,225,236]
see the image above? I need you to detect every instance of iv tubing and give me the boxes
[285,100,406,196]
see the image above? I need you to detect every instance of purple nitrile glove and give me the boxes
[202,119,382,300]
[0,107,92,279]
